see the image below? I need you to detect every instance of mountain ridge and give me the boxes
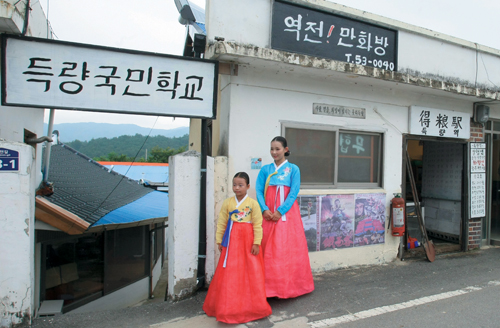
[43,122,189,142]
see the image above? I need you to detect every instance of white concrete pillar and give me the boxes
[167,151,201,300]
[205,156,228,284]
[0,141,36,327]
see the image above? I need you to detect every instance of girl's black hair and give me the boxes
[271,136,291,156]
[234,172,250,185]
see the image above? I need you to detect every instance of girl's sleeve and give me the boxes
[215,199,229,244]
[277,164,301,215]
[251,199,263,245]
[255,167,269,212]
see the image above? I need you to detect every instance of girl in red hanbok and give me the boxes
[256,136,314,299]
[203,172,272,323]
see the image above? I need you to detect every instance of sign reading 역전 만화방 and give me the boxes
[408,106,470,139]
[1,35,218,119]
[271,0,398,71]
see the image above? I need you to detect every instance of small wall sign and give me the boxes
[0,148,19,172]
[313,103,366,119]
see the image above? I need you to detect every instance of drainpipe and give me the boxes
[42,109,55,182]
[194,33,208,288]
[22,0,31,36]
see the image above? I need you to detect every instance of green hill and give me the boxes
[65,134,189,162]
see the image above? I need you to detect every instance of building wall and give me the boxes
[0,2,52,324]
[212,61,475,270]
[198,0,500,280]
[68,278,149,314]
[0,142,36,327]
[206,0,500,90]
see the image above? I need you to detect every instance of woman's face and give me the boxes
[270,141,288,163]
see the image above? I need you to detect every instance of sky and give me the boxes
[40,0,500,131]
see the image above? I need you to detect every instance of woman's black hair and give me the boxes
[233,172,250,185]
[271,136,291,156]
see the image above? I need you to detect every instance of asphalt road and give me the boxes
[30,246,500,328]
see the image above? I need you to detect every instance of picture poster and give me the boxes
[299,193,386,251]
[299,195,319,252]
[353,193,386,247]
[319,195,354,250]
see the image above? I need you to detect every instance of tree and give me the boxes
[148,146,187,163]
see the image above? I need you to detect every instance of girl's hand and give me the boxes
[263,210,273,221]
[217,243,222,253]
[251,244,260,255]
[271,210,282,221]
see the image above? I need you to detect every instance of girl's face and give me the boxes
[270,141,288,163]
[233,177,249,198]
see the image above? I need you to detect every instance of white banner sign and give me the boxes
[409,106,470,139]
[470,143,486,173]
[2,36,218,118]
[470,173,486,218]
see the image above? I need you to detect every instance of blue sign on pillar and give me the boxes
[0,148,19,172]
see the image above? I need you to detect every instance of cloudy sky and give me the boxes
[40,0,499,130]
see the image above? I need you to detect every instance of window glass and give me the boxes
[104,226,148,293]
[493,121,500,132]
[338,132,380,183]
[285,125,382,188]
[286,127,336,184]
[44,234,104,307]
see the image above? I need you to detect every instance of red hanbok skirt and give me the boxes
[203,222,272,324]
[262,185,315,298]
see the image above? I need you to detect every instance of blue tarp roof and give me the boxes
[92,191,168,226]
[102,165,169,183]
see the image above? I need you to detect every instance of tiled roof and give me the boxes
[44,144,153,225]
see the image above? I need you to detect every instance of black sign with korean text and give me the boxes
[1,35,218,119]
[271,0,398,71]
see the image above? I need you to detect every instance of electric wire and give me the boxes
[86,116,160,222]
[479,52,498,89]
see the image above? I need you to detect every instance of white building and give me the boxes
[0,1,53,327]
[185,0,500,282]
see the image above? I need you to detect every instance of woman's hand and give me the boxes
[263,210,273,221]
[217,243,222,253]
[251,244,260,255]
[271,210,282,221]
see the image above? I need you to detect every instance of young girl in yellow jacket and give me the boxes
[203,172,272,324]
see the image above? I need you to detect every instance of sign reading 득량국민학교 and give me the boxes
[408,106,470,139]
[1,35,218,119]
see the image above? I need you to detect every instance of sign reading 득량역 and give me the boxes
[1,35,218,119]
[408,106,470,139]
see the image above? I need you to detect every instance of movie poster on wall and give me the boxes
[299,196,319,252]
[319,195,355,250]
[354,193,387,247]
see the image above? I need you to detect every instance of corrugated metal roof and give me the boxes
[44,144,165,225]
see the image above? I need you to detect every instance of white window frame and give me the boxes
[281,121,384,189]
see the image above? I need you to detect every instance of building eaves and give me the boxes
[207,41,500,101]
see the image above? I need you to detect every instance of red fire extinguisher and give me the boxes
[391,193,405,237]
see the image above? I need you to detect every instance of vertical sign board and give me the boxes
[0,148,19,172]
[409,106,471,139]
[470,143,486,218]
[271,0,398,71]
[1,35,218,119]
